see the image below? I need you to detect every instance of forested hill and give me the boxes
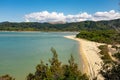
[0,19,120,31]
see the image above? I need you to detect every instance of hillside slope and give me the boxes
[0,19,120,31]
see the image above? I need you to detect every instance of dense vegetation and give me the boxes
[97,45,120,80]
[0,19,120,31]
[0,74,15,80]
[76,30,120,44]
[113,46,120,61]
[113,52,120,61]
[98,45,113,63]
[27,48,88,80]
[100,63,120,80]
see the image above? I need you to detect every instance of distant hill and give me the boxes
[0,19,120,31]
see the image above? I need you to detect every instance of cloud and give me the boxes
[24,10,120,23]
[92,10,120,21]
[25,11,65,22]
[66,12,92,22]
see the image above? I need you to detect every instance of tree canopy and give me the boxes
[76,30,120,44]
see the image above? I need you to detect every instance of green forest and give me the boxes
[0,19,120,31]
[76,30,120,44]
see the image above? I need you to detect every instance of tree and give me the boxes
[0,74,15,80]
[63,55,88,80]
[49,47,64,80]
[27,48,89,80]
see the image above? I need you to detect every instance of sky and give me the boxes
[0,0,120,22]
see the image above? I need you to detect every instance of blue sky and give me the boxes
[0,0,119,22]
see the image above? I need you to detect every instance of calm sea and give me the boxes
[0,32,82,80]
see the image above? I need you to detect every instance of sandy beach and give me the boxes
[64,35,104,80]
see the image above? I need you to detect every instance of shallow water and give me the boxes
[0,32,82,80]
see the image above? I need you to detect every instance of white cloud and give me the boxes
[66,12,92,22]
[25,11,65,22]
[92,10,120,21]
[24,10,120,23]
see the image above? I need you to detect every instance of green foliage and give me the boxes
[0,19,120,31]
[27,48,89,80]
[112,44,120,61]
[113,52,120,61]
[49,48,63,80]
[98,45,113,64]
[0,74,15,80]
[76,30,120,44]
[100,63,120,80]
[62,55,88,80]
[100,46,120,80]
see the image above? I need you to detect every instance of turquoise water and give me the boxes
[0,32,82,80]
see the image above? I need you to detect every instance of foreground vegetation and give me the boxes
[0,74,15,80]
[97,45,120,80]
[0,48,89,80]
[100,63,120,80]
[27,48,88,80]
[1,46,120,80]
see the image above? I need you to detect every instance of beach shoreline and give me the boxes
[0,30,79,33]
[64,35,104,80]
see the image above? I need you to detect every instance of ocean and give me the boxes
[0,32,82,80]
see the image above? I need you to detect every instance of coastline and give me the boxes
[64,35,104,80]
[0,30,79,33]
